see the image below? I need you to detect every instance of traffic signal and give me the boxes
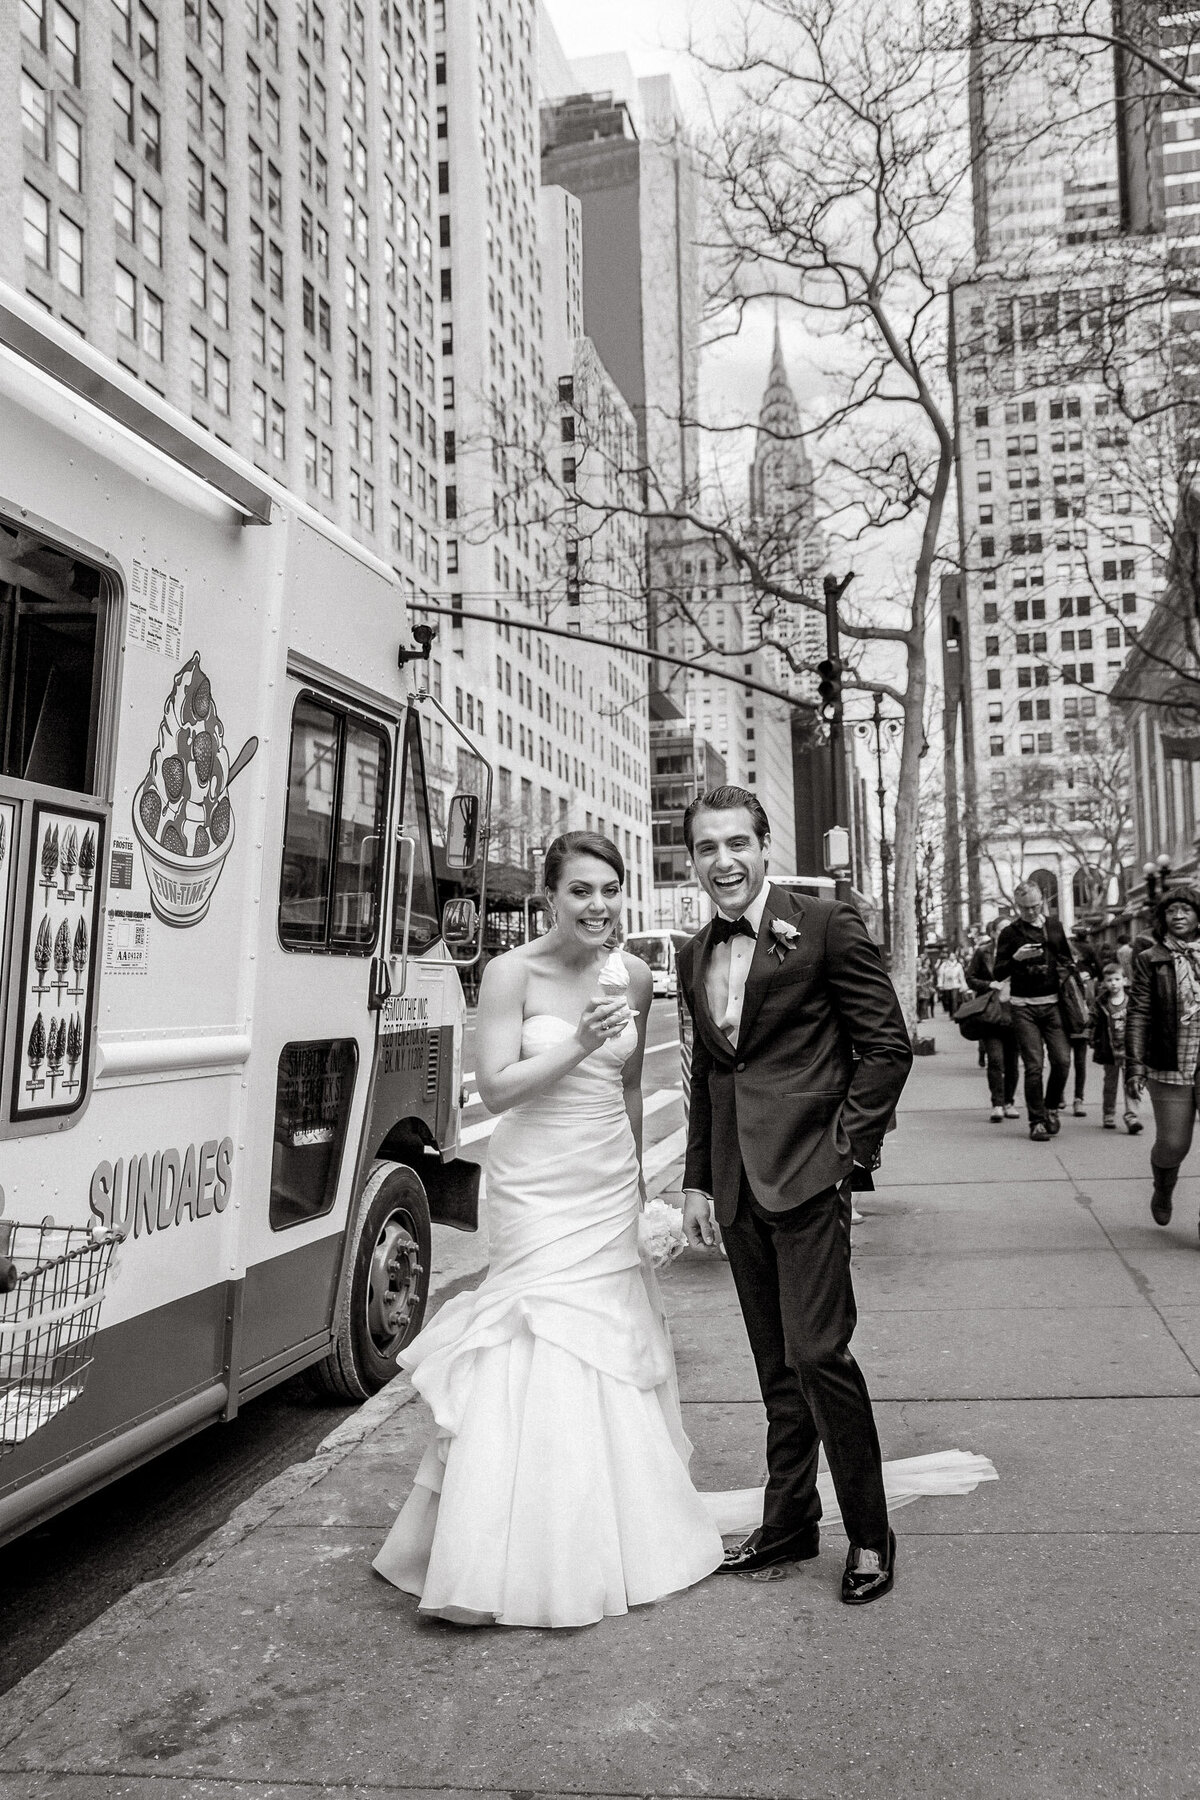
[817,656,843,721]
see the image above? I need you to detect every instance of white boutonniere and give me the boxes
[768,917,801,963]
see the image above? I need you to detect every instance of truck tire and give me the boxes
[310,1161,431,1402]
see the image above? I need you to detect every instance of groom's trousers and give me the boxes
[721,1171,890,1551]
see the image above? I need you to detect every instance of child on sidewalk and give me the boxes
[1091,960,1144,1134]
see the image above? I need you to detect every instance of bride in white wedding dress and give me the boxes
[373,833,995,1629]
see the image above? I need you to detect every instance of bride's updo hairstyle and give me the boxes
[543,831,625,891]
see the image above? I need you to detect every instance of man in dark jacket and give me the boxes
[994,881,1075,1141]
[678,786,912,1604]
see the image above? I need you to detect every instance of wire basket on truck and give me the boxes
[0,1223,122,1454]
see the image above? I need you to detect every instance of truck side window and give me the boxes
[0,522,108,795]
[392,708,440,956]
[279,692,389,953]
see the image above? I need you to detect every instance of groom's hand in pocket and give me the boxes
[682,1189,716,1249]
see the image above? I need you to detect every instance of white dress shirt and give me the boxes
[705,880,773,1048]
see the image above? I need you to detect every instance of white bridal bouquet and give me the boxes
[638,1198,688,1271]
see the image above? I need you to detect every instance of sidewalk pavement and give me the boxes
[4,1025,1200,1799]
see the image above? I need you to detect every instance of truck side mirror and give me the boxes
[445,792,480,871]
[442,896,477,947]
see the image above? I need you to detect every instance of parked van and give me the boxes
[624,930,692,997]
[0,291,489,1545]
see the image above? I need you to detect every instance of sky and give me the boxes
[542,0,700,79]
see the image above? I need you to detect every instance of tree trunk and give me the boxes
[890,635,927,1029]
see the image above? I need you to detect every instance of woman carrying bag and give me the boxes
[965,923,1019,1123]
[1127,886,1200,1234]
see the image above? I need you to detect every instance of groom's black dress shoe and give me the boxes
[841,1528,896,1605]
[721,1524,820,1572]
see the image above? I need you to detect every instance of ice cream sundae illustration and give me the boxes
[132,653,258,927]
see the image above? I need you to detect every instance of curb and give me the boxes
[0,1373,422,1748]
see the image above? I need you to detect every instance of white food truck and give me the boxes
[0,290,489,1545]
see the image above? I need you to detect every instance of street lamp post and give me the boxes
[853,696,903,961]
[873,693,892,959]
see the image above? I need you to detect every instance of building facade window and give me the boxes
[55,110,82,189]
[115,263,137,338]
[23,185,50,268]
[142,287,163,359]
[57,214,83,295]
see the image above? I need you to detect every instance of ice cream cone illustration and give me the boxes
[59,825,78,900]
[45,1018,63,1098]
[77,828,95,895]
[133,653,258,927]
[70,916,88,1001]
[32,915,51,998]
[40,825,59,904]
[26,1012,46,1101]
[65,1012,82,1094]
[52,918,70,1004]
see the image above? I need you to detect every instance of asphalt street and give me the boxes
[0,995,685,1695]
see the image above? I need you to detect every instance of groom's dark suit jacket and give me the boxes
[679,885,913,1225]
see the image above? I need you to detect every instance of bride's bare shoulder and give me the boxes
[479,942,541,1005]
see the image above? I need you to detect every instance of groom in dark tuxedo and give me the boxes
[678,786,912,1604]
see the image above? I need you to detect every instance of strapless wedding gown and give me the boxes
[373,1015,996,1628]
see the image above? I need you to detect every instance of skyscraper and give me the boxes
[437,0,651,937]
[538,55,700,506]
[747,316,825,703]
[10,0,443,599]
[951,22,1166,931]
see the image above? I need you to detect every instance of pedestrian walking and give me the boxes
[1126,886,1200,1234]
[916,955,936,1022]
[1067,956,1095,1117]
[965,923,1019,1123]
[1091,959,1142,1134]
[994,882,1076,1142]
[935,950,968,1017]
[1115,933,1134,979]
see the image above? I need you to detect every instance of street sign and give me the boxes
[823,825,851,871]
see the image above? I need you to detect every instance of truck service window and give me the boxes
[279,693,389,952]
[0,520,107,795]
[270,1038,358,1229]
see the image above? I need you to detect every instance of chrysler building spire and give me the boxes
[750,317,816,541]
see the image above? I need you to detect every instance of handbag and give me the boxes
[1059,967,1090,1037]
[955,988,1007,1041]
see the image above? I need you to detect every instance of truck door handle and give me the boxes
[368,956,392,1012]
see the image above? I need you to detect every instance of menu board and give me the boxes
[10,804,105,1122]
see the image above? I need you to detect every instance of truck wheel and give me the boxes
[310,1162,431,1402]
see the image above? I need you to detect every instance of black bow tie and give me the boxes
[711,914,756,947]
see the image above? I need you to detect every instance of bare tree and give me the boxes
[467,0,985,1023]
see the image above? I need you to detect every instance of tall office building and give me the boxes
[747,319,825,702]
[437,0,651,938]
[952,24,1166,929]
[538,53,700,506]
[648,327,833,882]
[970,5,1125,260]
[8,0,654,932]
[9,0,443,603]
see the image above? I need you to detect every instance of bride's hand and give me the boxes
[575,996,630,1053]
